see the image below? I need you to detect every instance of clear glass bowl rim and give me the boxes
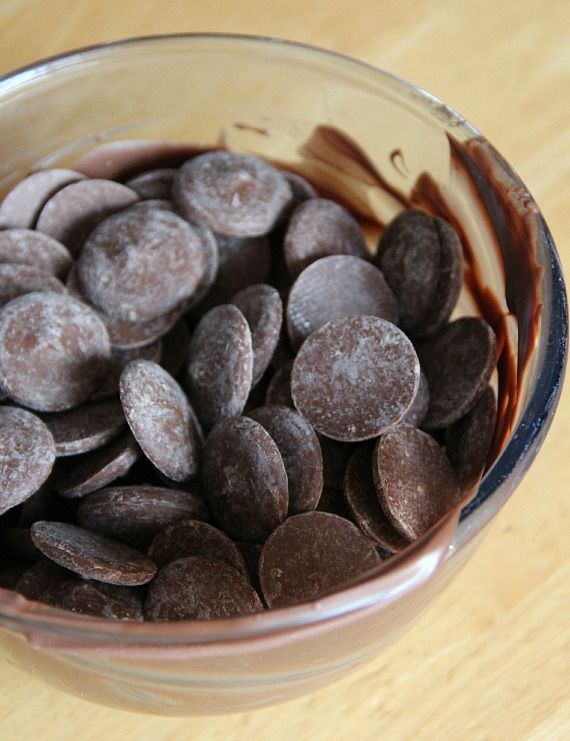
[0,32,566,646]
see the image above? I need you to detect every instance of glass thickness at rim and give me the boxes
[0,33,566,643]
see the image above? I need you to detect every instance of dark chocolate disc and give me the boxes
[259,512,380,608]
[66,264,182,350]
[377,209,441,331]
[120,360,202,482]
[125,168,176,200]
[30,521,157,586]
[187,305,253,429]
[247,405,323,514]
[283,171,317,202]
[265,360,294,408]
[0,169,86,229]
[78,207,207,322]
[173,151,293,237]
[291,316,420,442]
[373,424,461,540]
[17,559,143,620]
[413,217,464,337]
[148,519,247,575]
[160,318,190,378]
[77,485,209,547]
[184,224,219,309]
[284,198,368,279]
[402,370,430,427]
[445,385,497,489]
[0,263,66,307]
[36,178,139,254]
[57,580,144,620]
[232,284,283,385]
[42,398,126,457]
[144,556,263,621]
[0,229,73,279]
[344,447,409,552]
[201,416,288,542]
[417,317,497,429]
[286,255,399,349]
[90,339,162,401]
[55,432,140,499]
[196,233,270,313]
[0,406,55,515]
[0,292,111,412]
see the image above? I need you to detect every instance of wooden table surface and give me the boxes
[0,1,568,739]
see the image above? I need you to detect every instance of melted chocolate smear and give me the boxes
[389,149,409,177]
[233,123,271,137]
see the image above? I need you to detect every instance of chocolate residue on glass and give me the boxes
[389,148,408,177]
[233,122,271,137]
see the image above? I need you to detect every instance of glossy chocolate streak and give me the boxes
[447,136,542,380]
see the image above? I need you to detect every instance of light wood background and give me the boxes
[0,1,568,739]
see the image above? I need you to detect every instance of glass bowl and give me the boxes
[0,34,566,716]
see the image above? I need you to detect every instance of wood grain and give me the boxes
[0,1,569,738]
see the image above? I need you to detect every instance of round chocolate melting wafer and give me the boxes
[284,198,369,279]
[232,284,283,385]
[413,217,463,337]
[55,432,140,499]
[30,521,157,586]
[344,447,409,552]
[201,416,288,542]
[58,581,144,620]
[16,560,82,606]
[265,360,294,408]
[16,559,143,619]
[373,424,461,541]
[91,339,162,400]
[259,512,380,608]
[125,168,176,200]
[196,233,270,313]
[42,398,126,457]
[0,407,55,515]
[148,519,247,575]
[78,207,207,322]
[0,292,111,412]
[283,171,317,202]
[160,318,190,378]
[286,255,398,349]
[77,485,209,547]
[248,405,323,514]
[446,385,497,489]
[0,263,66,306]
[187,305,253,429]
[402,369,430,427]
[120,360,202,482]
[173,151,293,237]
[184,224,219,310]
[66,264,183,350]
[417,317,497,429]
[291,316,420,442]
[36,178,139,254]
[377,209,441,331]
[318,435,356,491]
[0,229,73,279]
[144,556,263,621]
[0,169,86,229]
